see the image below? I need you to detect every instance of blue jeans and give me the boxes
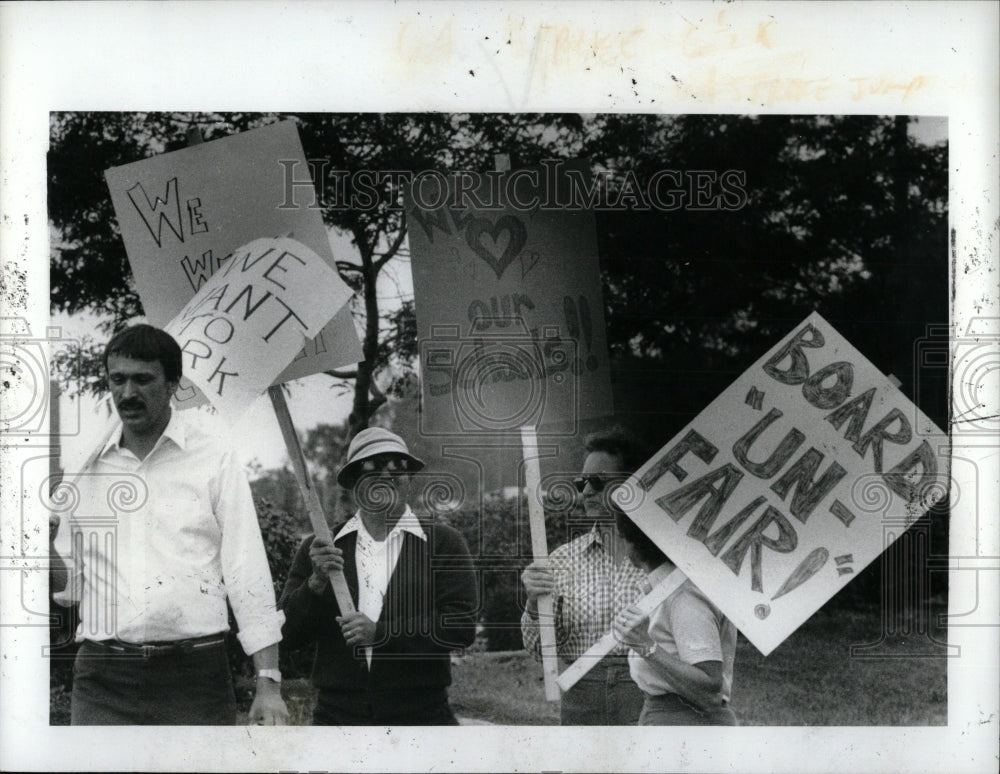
[639,691,738,726]
[70,639,237,725]
[559,657,644,725]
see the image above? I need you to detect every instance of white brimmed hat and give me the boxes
[336,427,425,487]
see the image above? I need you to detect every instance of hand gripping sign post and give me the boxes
[406,157,614,700]
[105,124,361,614]
[557,311,949,690]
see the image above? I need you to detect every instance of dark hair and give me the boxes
[615,508,667,567]
[103,324,183,383]
[583,425,642,473]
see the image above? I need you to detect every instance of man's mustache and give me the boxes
[116,399,145,411]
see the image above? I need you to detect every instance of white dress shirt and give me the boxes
[335,507,426,667]
[52,409,284,655]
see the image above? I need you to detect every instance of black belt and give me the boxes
[86,634,226,658]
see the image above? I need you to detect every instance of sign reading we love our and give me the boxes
[405,160,613,435]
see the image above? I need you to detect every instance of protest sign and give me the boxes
[165,236,350,425]
[617,311,949,655]
[405,159,613,435]
[104,120,362,393]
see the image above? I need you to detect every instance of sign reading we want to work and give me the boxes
[618,312,949,655]
[163,237,348,424]
[104,121,361,402]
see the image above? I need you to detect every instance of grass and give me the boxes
[56,605,948,726]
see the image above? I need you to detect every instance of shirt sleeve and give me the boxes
[669,587,725,666]
[212,448,284,656]
[278,534,333,649]
[520,547,568,661]
[520,609,542,659]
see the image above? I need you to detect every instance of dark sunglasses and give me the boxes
[573,474,617,493]
[360,455,409,474]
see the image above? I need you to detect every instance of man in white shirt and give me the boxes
[279,427,478,725]
[50,324,288,725]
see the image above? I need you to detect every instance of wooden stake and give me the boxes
[183,127,354,614]
[555,567,688,692]
[521,425,561,701]
[499,150,559,700]
[268,385,355,613]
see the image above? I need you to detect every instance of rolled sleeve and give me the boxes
[671,591,724,666]
[213,449,284,656]
[521,610,542,659]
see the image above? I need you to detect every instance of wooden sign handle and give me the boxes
[268,386,355,614]
[555,567,688,692]
[521,425,561,701]
[181,128,353,613]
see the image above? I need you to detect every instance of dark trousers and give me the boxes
[559,656,644,725]
[639,691,738,726]
[312,687,458,726]
[70,639,237,725]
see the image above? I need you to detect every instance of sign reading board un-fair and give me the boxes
[615,312,949,656]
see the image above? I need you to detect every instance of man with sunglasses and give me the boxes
[520,426,647,724]
[279,427,478,725]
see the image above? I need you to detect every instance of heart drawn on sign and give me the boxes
[464,215,528,280]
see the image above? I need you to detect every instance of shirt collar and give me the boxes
[101,407,185,457]
[580,523,611,552]
[334,505,427,542]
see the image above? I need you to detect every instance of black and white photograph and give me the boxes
[1,2,997,773]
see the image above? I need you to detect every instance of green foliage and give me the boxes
[446,497,576,652]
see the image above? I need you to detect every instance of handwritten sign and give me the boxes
[405,159,613,434]
[104,120,362,395]
[616,311,949,655]
[164,237,349,424]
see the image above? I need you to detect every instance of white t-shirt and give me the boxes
[627,563,737,702]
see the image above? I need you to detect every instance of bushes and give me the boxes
[444,496,577,652]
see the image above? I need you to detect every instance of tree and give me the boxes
[49,112,948,511]
[48,112,587,435]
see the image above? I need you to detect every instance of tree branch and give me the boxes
[373,216,408,275]
[366,378,387,419]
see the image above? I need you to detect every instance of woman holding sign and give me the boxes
[612,510,739,726]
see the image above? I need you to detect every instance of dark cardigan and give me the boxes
[278,518,478,715]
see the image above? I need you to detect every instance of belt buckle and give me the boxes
[141,644,157,659]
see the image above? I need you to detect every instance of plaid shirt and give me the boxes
[521,526,645,663]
